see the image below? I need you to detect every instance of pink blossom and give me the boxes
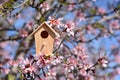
[114,53,120,64]
[18,54,52,79]
[19,29,28,38]
[98,56,108,68]
[64,21,75,36]
[109,20,120,29]
[51,55,63,65]
[18,56,38,74]
[76,11,86,21]
[116,67,120,75]
[35,78,42,80]
[40,1,50,12]
[0,49,9,56]
[67,56,78,66]
[67,73,74,80]
[111,45,117,50]
[79,68,87,76]
[54,38,62,47]
[98,7,106,14]
[86,25,96,35]
[4,68,10,74]
[9,60,18,66]
[7,17,14,24]
[73,44,88,61]
[92,0,96,2]
[79,53,89,60]
[68,4,75,11]
[24,64,37,73]
[47,69,56,76]
[0,66,10,74]
[47,16,63,28]
[85,2,92,8]
[59,76,66,80]
[65,21,75,30]
[25,20,34,30]
[0,42,9,48]
[17,13,22,18]
[85,75,94,80]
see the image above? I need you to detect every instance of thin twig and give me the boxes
[74,33,101,43]
[13,0,29,9]
[53,34,67,53]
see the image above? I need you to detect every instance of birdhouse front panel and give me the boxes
[34,25,55,56]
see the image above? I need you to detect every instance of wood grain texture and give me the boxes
[34,24,55,56]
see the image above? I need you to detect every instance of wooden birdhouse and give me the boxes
[29,22,60,56]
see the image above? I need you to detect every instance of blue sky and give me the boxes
[5,0,120,79]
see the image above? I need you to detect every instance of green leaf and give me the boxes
[90,8,96,15]
[117,4,120,9]
[63,59,67,63]
[19,73,23,79]
[3,2,13,9]
[8,74,15,80]
[39,0,45,3]
[40,16,45,22]
[93,23,103,29]
[0,9,3,15]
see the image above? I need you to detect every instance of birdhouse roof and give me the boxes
[28,22,60,38]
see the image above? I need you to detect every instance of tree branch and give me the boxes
[0,36,22,42]
[0,27,17,31]
[86,4,120,18]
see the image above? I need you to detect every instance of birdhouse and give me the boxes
[29,22,60,56]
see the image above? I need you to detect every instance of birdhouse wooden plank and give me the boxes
[28,22,60,56]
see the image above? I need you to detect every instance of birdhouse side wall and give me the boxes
[34,27,54,56]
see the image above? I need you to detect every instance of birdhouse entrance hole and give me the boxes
[40,31,49,38]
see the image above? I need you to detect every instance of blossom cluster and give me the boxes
[0,50,108,80]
